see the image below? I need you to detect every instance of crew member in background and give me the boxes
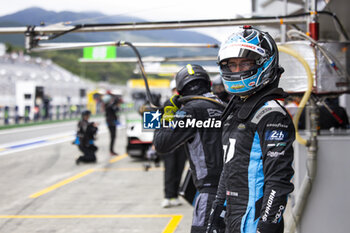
[207,26,295,233]
[74,110,98,165]
[161,79,187,208]
[154,64,224,232]
[105,92,122,156]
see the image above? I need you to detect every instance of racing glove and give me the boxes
[161,95,181,122]
[256,219,284,233]
[206,202,226,233]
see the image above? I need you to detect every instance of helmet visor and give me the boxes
[218,42,266,63]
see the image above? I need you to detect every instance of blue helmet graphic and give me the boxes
[218,26,279,96]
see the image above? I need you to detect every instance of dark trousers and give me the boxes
[191,192,217,233]
[163,146,187,198]
[78,144,97,163]
[108,125,116,153]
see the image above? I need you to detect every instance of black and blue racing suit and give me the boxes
[154,93,224,233]
[215,87,295,233]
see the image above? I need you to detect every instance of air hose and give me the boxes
[278,45,313,146]
[115,41,159,109]
[278,45,318,233]
[287,29,348,80]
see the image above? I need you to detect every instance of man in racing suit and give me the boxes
[154,64,224,233]
[207,26,294,233]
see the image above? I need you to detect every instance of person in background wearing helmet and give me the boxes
[207,26,295,233]
[212,75,231,103]
[154,64,224,233]
[74,110,98,165]
[161,79,187,208]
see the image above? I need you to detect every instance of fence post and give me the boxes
[63,105,67,119]
[4,106,9,125]
[34,106,39,122]
[49,105,53,120]
[56,105,60,120]
[24,106,30,123]
[41,107,46,121]
[14,106,19,124]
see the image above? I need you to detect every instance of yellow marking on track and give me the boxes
[109,153,128,163]
[29,169,95,198]
[0,215,183,233]
[0,148,6,152]
[29,154,127,199]
[163,215,183,233]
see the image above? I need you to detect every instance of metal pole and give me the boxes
[285,97,319,233]
[31,42,219,52]
[280,0,288,43]
[0,18,307,35]
[78,56,217,63]
[306,0,310,33]
[311,0,317,20]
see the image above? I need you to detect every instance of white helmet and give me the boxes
[218,25,280,96]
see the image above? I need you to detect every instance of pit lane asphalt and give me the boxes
[0,119,193,233]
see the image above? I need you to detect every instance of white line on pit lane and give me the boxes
[0,117,105,135]
[0,127,108,157]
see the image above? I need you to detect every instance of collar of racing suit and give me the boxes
[221,85,289,122]
[178,92,226,108]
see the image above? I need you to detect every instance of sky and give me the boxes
[0,0,252,41]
